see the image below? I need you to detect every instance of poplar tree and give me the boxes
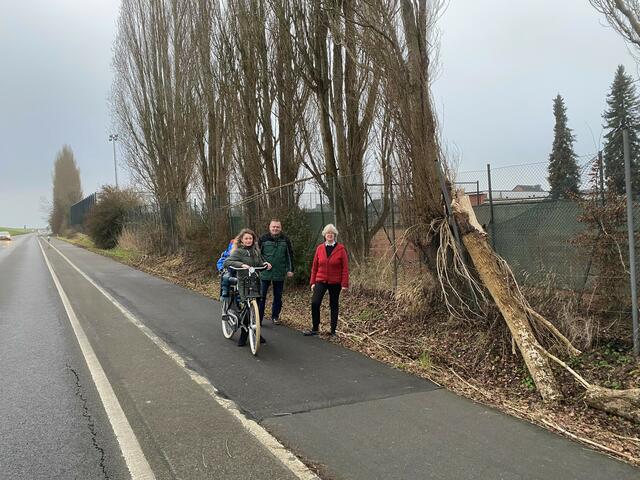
[49,145,82,234]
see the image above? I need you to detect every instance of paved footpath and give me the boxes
[24,235,640,479]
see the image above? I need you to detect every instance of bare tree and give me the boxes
[112,0,198,251]
[591,0,640,53]
[290,0,390,259]
[49,145,83,234]
[189,0,233,233]
[219,0,272,225]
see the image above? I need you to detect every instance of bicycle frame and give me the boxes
[221,265,267,355]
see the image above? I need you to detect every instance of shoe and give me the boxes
[260,336,267,344]
[272,318,280,325]
[303,330,318,336]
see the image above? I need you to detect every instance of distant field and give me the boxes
[0,227,32,236]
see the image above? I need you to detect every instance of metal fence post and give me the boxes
[364,184,370,237]
[319,187,326,226]
[332,176,338,226]
[598,150,605,207]
[623,127,639,357]
[228,191,233,238]
[390,181,398,292]
[435,161,462,251]
[487,163,496,251]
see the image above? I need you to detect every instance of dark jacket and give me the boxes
[310,242,349,288]
[259,233,294,281]
[223,245,266,270]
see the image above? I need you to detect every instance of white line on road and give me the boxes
[37,239,155,480]
[47,240,320,480]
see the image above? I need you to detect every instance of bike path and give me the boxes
[43,237,304,479]
[51,239,640,480]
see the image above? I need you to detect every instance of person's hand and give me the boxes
[310,284,315,291]
[342,287,348,293]
[265,262,272,270]
[287,271,294,278]
[241,263,250,269]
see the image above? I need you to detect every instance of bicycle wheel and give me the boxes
[248,299,261,355]
[221,297,236,339]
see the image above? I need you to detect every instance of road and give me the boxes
[1,234,638,479]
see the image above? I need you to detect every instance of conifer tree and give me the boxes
[602,65,640,194]
[547,95,580,198]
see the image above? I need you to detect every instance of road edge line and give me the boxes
[48,240,320,480]
[37,238,155,480]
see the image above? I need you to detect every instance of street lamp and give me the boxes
[108,133,119,188]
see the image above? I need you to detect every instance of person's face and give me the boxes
[269,222,282,236]
[325,231,335,243]
[241,233,254,247]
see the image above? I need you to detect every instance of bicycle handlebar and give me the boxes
[228,264,268,273]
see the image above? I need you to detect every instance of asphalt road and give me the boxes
[2,234,639,480]
[0,234,128,479]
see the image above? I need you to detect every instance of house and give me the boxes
[512,184,544,192]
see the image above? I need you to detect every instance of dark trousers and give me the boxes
[259,280,285,323]
[311,283,341,333]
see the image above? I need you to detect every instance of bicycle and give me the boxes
[221,265,267,355]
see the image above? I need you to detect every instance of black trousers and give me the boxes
[311,283,341,333]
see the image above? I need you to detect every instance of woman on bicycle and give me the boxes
[223,228,272,346]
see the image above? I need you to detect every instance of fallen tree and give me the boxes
[451,191,640,423]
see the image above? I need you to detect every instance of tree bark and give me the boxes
[453,194,563,401]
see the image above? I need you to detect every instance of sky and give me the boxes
[0,0,638,227]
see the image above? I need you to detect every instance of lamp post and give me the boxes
[108,133,119,188]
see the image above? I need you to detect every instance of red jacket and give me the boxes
[310,243,349,287]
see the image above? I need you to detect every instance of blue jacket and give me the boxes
[216,241,234,272]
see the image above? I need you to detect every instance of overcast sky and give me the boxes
[0,0,637,227]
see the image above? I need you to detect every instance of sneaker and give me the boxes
[272,318,280,325]
[303,329,318,336]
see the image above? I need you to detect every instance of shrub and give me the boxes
[85,186,142,249]
[283,207,316,285]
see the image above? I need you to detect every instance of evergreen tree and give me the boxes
[547,95,580,199]
[602,65,640,194]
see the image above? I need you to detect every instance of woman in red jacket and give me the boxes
[303,223,349,337]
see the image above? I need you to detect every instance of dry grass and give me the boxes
[117,226,153,254]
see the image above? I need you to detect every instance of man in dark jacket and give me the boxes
[258,219,294,325]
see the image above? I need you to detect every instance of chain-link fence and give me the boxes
[72,162,638,297]
[455,157,640,299]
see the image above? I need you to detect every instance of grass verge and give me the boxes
[59,233,140,263]
[0,226,33,236]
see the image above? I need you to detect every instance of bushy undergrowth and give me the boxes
[85,186,142,249]
[282,207,316,285]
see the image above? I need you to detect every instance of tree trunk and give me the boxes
[453,194,563,401]
[584,386,640,423]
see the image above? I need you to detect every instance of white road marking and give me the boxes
[37,239,155,480]
[47,240,320,480]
